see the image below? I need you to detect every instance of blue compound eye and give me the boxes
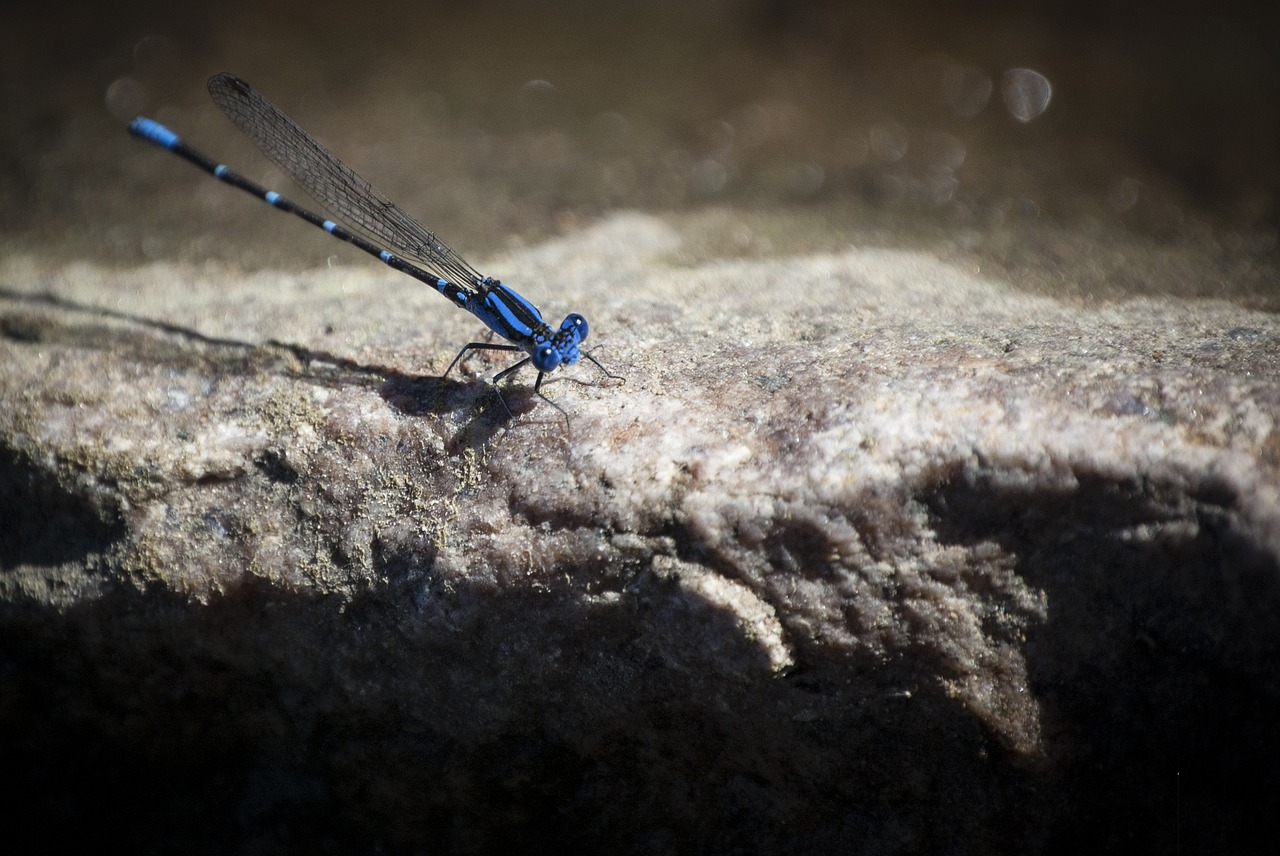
[560,313,588,343]
[532,345,561,373]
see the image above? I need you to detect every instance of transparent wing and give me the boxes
[207,72,482,287]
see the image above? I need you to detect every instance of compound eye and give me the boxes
[532,345,560,373]
[561,313,589,342]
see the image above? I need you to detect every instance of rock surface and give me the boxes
[3,211,1279,852]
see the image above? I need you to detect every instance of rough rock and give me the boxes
[3,212,1279,853]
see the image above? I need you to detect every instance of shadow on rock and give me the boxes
[3,552,1045,855]
[928,469,1280,854]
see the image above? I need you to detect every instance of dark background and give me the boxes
[1,0,1278,301]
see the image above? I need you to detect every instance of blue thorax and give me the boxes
[465,277,589,373]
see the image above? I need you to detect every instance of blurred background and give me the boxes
[2,0,1277,303]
